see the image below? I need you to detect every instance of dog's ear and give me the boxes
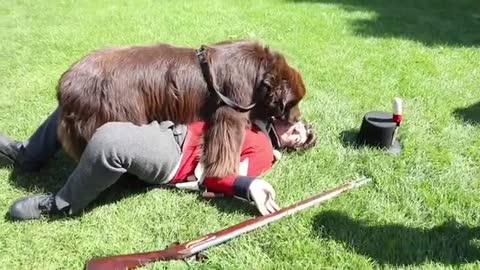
[283,68,306,122]
[256,50,284,116]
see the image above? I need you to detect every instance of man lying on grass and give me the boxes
[0,108,316,221]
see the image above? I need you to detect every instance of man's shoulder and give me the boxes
[244,125,273,149]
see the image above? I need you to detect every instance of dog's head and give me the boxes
[208,40,306,122]
[256,47,306,123]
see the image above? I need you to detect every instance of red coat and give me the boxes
[170,122,276,199]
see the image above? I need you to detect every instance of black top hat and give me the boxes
[356,111,401,154]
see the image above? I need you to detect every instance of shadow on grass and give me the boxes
[7,152,76,193]
[7,151,150,197]
[203,197,259,216]
[288,0,480,47]
[453,102,480,125]
[5,152,256,220]
[313,211,480,266]
[5,152,160,220]
[339,128,360,148]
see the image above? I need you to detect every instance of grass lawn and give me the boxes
[1,0,480,269]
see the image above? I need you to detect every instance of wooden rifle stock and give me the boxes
[85,177,371,270]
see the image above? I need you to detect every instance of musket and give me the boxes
[85,177,372,270]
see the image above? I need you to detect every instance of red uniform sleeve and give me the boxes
[201,127,275,198]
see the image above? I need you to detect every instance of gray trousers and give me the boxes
[55,121,186,214]
[19,108,186,215]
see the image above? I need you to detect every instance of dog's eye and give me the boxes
[283,100,297,113]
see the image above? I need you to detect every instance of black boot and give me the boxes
[9,194,65,220]
[0,133,23,165]
[0,133,41,172]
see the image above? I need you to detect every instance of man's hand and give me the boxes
[248,179,280,216]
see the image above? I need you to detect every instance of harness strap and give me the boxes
[196,45,256,113]
[254,119,282,150]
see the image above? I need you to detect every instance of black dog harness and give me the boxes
[196,45,281,149]
[254,119,282,150]
[195,45,256,113]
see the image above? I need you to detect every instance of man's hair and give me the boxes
[281,121,317,152]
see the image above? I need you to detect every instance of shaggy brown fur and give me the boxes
[56,40,306,177]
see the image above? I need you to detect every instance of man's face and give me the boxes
[273,120,308,149]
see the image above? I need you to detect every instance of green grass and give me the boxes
[1,0,480,269]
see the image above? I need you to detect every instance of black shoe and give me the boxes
[0,133,22,165]
[0,133,41,172]
[9,194,64,220]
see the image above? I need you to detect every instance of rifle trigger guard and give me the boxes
[183,252,208,264]
[195,252,208,262]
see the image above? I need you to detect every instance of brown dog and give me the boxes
[56,40,306,177]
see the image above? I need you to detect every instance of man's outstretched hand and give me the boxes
[249,180,280,216]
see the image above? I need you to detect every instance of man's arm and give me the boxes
[200,129,280,215]
[201,128,275,199]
